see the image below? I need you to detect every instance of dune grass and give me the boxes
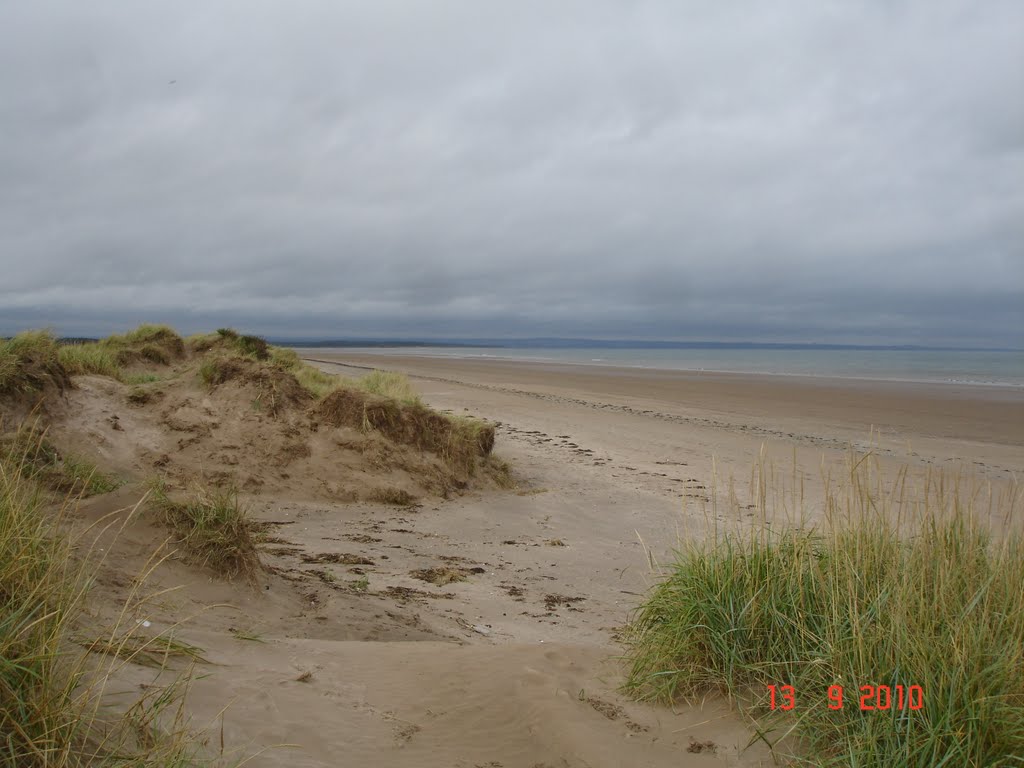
[264,344,341,398]
[264,342,421,403]
[292,364,339,398]
[0,434,205,766]
[57,343,122,379]
[150,481,261,581]
[356,370,421,405]
[624,456,1024,766]
[0,438,86,765]
[7,427,120,497]
[100,324,185,368]
[0,330,67,397]
[53,324,185,384]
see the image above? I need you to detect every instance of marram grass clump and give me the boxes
[55,324,185,383]
[0,438,85,765]
[0,433,203,766]
[150,481,261,581]
[7,429,120,497]
[624,457,1024,767]
[0,330,69,397]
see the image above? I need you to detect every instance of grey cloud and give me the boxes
[2,1,1022,346]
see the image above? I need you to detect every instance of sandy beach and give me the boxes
[309,352,1024,500]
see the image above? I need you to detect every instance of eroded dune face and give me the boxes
[43,358,499,507]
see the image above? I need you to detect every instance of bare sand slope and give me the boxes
[73,479,768,767]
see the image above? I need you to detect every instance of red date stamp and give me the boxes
[767,684,923,711]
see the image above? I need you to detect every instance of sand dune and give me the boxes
[7,337,1019,765]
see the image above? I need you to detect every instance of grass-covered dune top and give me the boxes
[625,458,1024,767]
[60,324,186,379]
[1,324,504,495]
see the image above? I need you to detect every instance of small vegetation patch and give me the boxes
[482,455,515,488]
[4,428,119,496]
[369,487,418,506]
[300,552,374,566]
[57,342,122,379]
[1,436,83,763]
[149,482,261,581]
[233,334,270,360]
[357,370,421,405]
[411,567,469,586]
[126,386,152,405]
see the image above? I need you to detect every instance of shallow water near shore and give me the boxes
[308,345,1024,388]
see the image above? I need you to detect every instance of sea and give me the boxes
[305,346,1024,389]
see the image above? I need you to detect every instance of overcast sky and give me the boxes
[1,1,1022,346]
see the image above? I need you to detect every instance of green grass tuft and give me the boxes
[0,438,84,764]
[56,328,184,385]
[355,370,421,405]
[150,481,261,581]
[5,428,120,497]
[624,457,1024,766]
[293,365,341,398]
[57,343,122,379]
[0,330,68,396]
[232,334,270,360]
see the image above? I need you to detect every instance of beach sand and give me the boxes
[63,353,1023,767]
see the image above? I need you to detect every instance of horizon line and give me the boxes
[269,337,1023,353]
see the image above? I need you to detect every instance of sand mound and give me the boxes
[201,356,313,415]
[113,329,185,366]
